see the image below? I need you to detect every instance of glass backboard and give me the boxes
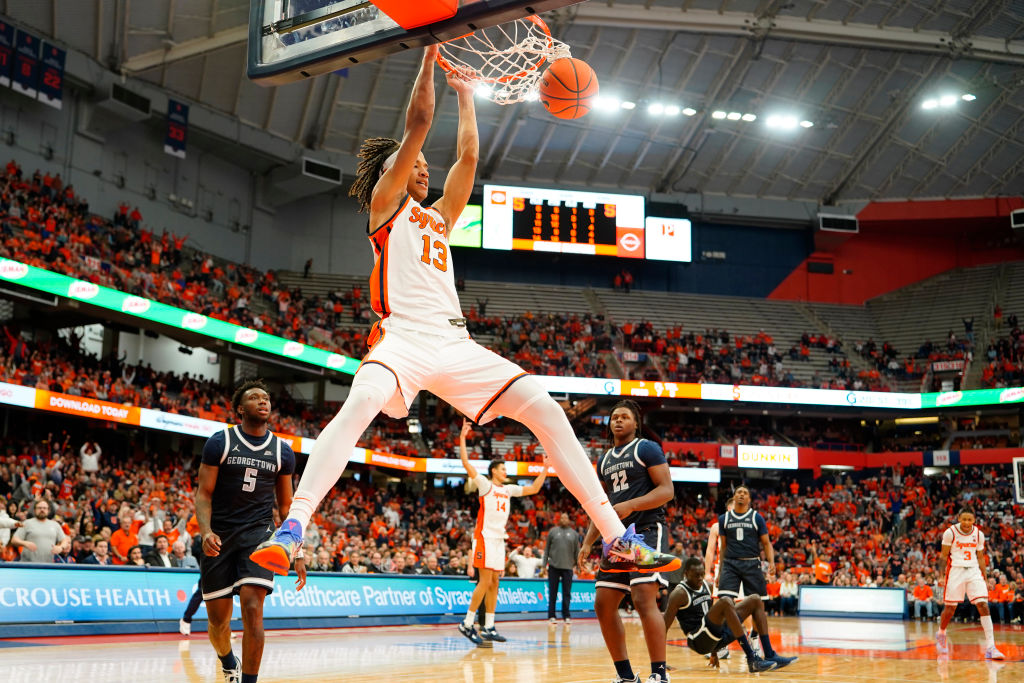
[248,0,583,86]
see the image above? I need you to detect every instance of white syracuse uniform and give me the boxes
[361,194,526,422]
[941,524,987,605]
[471,474,524,571]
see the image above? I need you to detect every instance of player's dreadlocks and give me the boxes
[348,136,401,213]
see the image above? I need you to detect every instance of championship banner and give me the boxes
[164,99,189,158]
[37,41,66,109]
[12,29,39,98]
[0,21,15,88]
[0,565,596,628]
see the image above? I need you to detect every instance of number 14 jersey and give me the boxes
[201,426,296,533]
[597,438,667,529]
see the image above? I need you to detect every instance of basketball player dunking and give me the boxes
[457,420,546,644]
[935,509,1005,660]
[250,46,677,577]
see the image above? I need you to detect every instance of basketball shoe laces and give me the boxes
[602,523,652,564]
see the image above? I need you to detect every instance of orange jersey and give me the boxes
[367,195,463,333]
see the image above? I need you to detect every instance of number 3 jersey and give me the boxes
[367,194,464,334]
[942,524,984,569]
[597,437,668,529]
[201,426,296,533]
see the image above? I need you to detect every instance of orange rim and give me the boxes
[435,14,555,85]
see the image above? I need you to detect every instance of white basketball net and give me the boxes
[437,15,571,106]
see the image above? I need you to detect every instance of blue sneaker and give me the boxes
[249,519,302,575]
[767,653,798,669]
[600,524,682,574]
[747,657,778,673]
[480,627,506,642]
[458,623,482,645]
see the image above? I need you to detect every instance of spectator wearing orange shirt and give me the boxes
[109,514,140,565]
[812,545,833,585]
[911,576,934,619]
[987,576,1009,624]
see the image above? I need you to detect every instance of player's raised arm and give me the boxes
[370,46,438,214]
[433,68,478,233]
[459,419,478,479]
[703,524,719,581]
[520,461,548,495]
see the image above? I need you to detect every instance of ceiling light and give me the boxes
[524,90,539,102]
[727,112,741,120]
[595,97,620,111]
[939,94,957,107]
[765,115,798,130]
[961,93,976,101]
[648,103,665,115]
[741,113,757,122]
[682,107,697,116]
[922,99,938,110]
[621,101,636,110]
[799,120,814,128]
[475,84,492,98]
[664,105,680,116]
[711,110,727,119]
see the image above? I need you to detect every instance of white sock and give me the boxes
[463,610,476,628]
[980,615,994,647]
[496,379,626,543]
[485,613,495,629]
[286,373,391,532]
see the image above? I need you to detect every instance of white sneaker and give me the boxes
[565,618,572,625]
[717,646,730,660]
[645,674,669,683]
[611,677,640,683]
[178,618,191,636]
[550,618,558,624]
[984,646,1005,660]
[222,665,241,683]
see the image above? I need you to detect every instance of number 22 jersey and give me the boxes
[597,437,668,529]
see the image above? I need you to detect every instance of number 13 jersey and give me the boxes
[201,426,296,533]
[597,438,668,529]
[367,195,464,334]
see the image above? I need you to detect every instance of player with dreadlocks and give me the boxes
[251,46,679,586]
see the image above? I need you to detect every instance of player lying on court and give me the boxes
[935,508,1005,660]
[250,45,679,580]
[663,557,796,672]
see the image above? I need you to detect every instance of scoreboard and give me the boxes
[480,184,691,262]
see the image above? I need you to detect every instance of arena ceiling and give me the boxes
[6,0,1024,205]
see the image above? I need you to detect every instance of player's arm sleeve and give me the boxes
[637,440,668,467]
[940,528,953,548]
[280,442,297,476]
[755,513,769,536]
[201,430,227,467]
[977,531,985,550]
[506,484,525,497]
[473,474,491,496]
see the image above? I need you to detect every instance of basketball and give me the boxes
[538,58,599,120]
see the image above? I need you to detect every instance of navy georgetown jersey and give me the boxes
[598,438,667,528]
[202,425,296,533]
[676,580,714,636]
[718,509,768,560]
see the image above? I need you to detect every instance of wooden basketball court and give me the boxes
[2,617,1020,682]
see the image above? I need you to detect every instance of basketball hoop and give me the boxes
[436,15,571,105]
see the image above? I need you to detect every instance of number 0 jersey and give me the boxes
[942,524,985,568]
[367,194,464,334]
[597,438,668,529]
[201,426,296,533]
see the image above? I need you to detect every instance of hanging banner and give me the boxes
[164,99,189,158]
[0,21,15,88]
[12,29,39,98]
[37,41,66,109]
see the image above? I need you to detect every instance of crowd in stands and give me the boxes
[982,312,1023,388]
[3,420,1022,623]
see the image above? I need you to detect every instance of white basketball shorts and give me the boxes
[471,535,506,572]
[359,319,528,424]
[943,565,987,605]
